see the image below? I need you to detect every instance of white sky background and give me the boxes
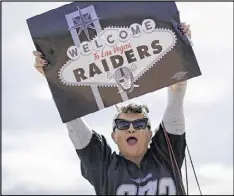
[2,2,233,195]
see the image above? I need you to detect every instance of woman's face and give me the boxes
[118,75,132,90]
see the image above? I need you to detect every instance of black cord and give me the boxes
[162,122,187,195]
[186,144,203,195]
[184,151,189,195]
[162,122,203,195]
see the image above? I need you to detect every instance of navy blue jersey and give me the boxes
[76,123,186,195]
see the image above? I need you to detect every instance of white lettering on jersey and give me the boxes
[131,173,153,184]
[158,177,176,195]
[116,184,137,195]
[138,180,157,195]
[116,177,176,195]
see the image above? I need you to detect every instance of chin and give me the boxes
[125,148,144,157]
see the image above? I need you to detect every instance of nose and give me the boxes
[127,124,136,133]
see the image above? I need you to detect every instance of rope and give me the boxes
[186,144,203,195]
[184,150,189,195]
[162,122,203,195]
[163,127,180,192]
[162,122,187,195]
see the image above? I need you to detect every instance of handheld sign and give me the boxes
[27,2,201,123]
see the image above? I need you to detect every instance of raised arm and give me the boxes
[150,81,187,169]
[150,22,191,169]
[66,117,93,149]
[66,117,112,194]
[162,21,190,135]
[67,117,112,195]
[162,81,187,135]
[33,50,94,149]
[33,51,112,194]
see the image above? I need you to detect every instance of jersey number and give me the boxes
[116,177,176,195]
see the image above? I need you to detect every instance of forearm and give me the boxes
[162,81,187,135]
[66,117,93,149]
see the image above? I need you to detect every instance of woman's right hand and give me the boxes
[33,51,48,76]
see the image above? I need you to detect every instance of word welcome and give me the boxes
[67,19,156,60]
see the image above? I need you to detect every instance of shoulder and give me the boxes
[76,130,108,155]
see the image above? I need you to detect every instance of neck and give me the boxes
[123,151,147,167]
[125,156,143,167]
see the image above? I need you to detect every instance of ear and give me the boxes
[111,132,117,143]
[148,129,152,141]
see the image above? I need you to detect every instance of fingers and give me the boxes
[33,51,42,57]
[179,23,189,33]
[33,50,47,65]
[178,22,192,38]
[186,29,192,38]
[34,60,45,76]
[182,24,190,32]
[33,50,47,76]
[35,56,47,66]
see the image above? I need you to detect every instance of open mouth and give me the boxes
[126,136,138,145]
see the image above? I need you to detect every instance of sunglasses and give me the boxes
[114,118,149,131]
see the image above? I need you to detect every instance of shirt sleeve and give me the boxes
[150,123,186,169]
[66,118,112,194]
[76,131,112,194]
[150,81,187,168]
[66,118,93,149]
[150,124,186,195]
[162,81,187,135]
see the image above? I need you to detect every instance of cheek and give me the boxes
[138,132,151,144]
[115,133,126,145]
[147,133,151,141]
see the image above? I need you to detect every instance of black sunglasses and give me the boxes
[114,118,149,131]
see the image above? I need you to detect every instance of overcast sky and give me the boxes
[2,2,233,195]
